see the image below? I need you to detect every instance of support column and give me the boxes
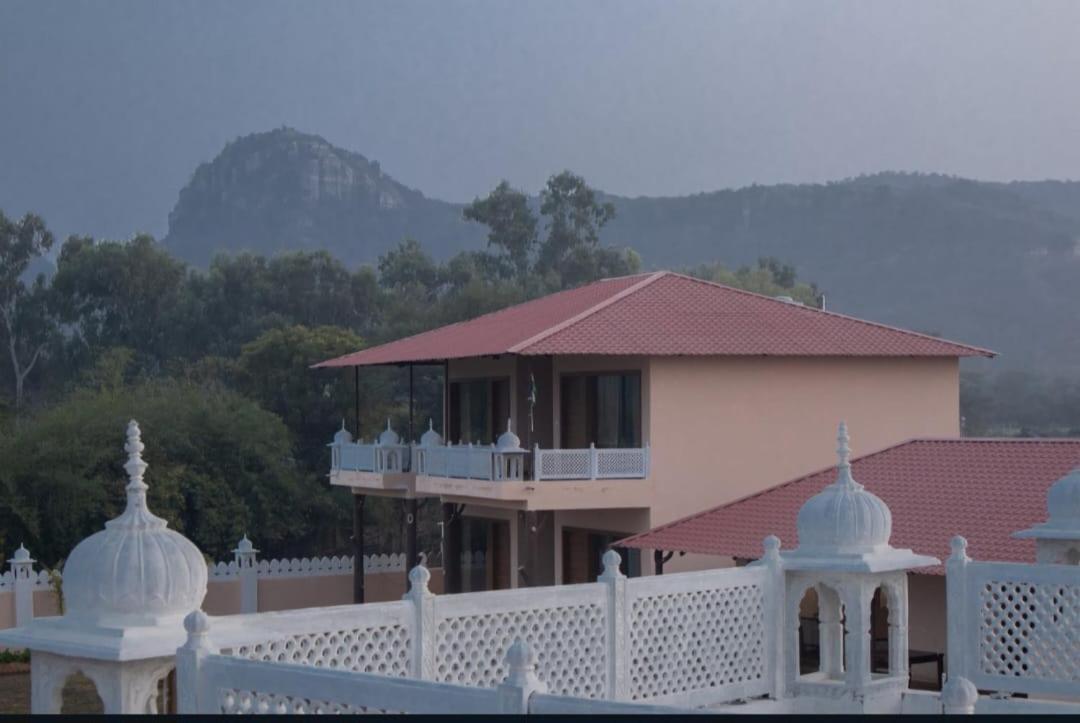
[844,584,874,692]
[443,503,463,594]
[406,498,419,572]
[653,549,664,576]
[818,584,845,678]
[353,494,366,604]
[354,367,360,437]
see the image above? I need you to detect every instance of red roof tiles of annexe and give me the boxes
[312,271,994,367]
[617,438,1080,574]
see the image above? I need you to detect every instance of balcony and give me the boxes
[328,423,651,509]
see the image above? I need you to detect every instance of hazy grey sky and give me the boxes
[3,0,1080,240]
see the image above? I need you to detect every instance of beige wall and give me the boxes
[908,574,946,683]
[200,569,445,616]
[0,591,12,631]
[648,356,960,530]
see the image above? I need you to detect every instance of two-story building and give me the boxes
[313,271,992,600]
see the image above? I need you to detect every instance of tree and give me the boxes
[463,181,538,280]
[0,379,328,564]
[537,171,616,280]
[235,325,366,470]
[0,212,56,410]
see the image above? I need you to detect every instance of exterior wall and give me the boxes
[32,589,60,618]
[552,508,651,584]
[647,356,960,531]
[0,590,12,630]
[203,579,242,616]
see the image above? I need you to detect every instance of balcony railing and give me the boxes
[329,441,411,474]
[330,434,649,482]
[533,444,650,480]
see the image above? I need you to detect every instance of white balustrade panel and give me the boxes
[0,570,11,591]
[625,566,770,705]
[535,449,591,479]
[596,448,648,478]
[535,447,649,480]
[419,446,495,480]
[432,583,609,698]
[215,601,414,677]
[335,443,376,472]
[966,561,1080,697]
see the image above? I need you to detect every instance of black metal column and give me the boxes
[406,365,419,573]
[354,366,360,437]
[654,549,664,575]
[353,493,366,603]
[443,503,463,594]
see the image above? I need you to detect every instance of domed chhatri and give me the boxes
[378,418,400,446]
[784,422,937,572]
[332,419,353,445]
[420,419,443,447]
[62,420,208,626]
[496,418,523,451]
[795,422,892,554]
[1015,466,1080,540]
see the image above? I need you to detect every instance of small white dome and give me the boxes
[378,418,400,446]
[234,535,257,555]
[1046,467,1080,528]
[496,418,523,451]
[420,419,443,447]
[332,420,353,445]
[8,544,33,565]
[62,421,208,626]
[795,422,892,554]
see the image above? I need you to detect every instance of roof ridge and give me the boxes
[661,271,995,358]
[508,271,668,354]
[312,272,653,368]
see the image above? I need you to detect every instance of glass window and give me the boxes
[449,378,510,444]
[561,373,641,448]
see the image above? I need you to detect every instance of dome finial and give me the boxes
[834,421,860,489]
[123,420,149,496]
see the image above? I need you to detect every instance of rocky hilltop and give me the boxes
[165,128,481,265]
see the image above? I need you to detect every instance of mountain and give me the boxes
[165,132,1080,373]
[164,128,483,265]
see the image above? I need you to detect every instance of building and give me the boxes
[617,436,1080,682]
[313,271,992,599]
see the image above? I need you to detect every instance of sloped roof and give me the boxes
[313,271,993,367]
[618,439,1080,574]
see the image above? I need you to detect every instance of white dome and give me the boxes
[1046,467,1080,528]
[62,421,208,626]
[378,419,400,446]
[332,421,353,445]
[496,418,523,451]
[420,419,443,447]
[1015,466,1080,540]
[795,423,892,555]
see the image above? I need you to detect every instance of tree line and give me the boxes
[0,171,823,566]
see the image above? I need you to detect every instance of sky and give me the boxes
[3,0,1080,241]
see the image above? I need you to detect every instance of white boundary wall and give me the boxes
[177,553,776,712]
[947,536,1080,701]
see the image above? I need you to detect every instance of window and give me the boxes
[449,378,509,444]
[560,372,641,449]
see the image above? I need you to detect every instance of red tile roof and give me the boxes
[313,271,993,367]
[618,439,1080,574]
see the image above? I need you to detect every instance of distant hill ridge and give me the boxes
[164,128,1080,373]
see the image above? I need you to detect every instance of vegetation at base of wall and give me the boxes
[0,649,30,664]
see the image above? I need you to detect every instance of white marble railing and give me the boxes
[947,536,1080,701]
[331,433,649,482]
[181,549,776,711]
[533,445,649,480]
[330,441,411,474]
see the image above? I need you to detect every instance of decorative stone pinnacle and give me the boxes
[833,421,861,490]
[599,549,624,581]
[429,419,435,431]
[762,535,781,559]
[505,638,535,671]
[386,418,392,431]
[949,535,970,563]
[184,609,210,635]
[8,543,33,566]
[408,563,432,594]
[124,419,149,493]
[506,417,513,433]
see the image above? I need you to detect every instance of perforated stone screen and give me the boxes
[434,603,607,698]
[977,579,1080,682]
[628,582,767,700]
[233,625,412,677]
